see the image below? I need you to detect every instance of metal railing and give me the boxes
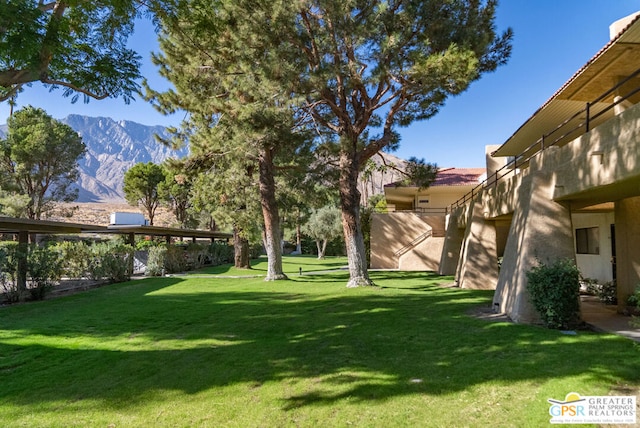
[387,207,448,215]
[394,230,433,257]
[447,66,640,213]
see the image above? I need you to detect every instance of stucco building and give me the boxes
[371,168,484,271]
[441,12,640,322]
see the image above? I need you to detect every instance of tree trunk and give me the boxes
[295,210,302,254]
[339,151,373,287]
[317,239,328,260]
[233,226,250,269]
[16,231,28,298]
[258,147,287,281]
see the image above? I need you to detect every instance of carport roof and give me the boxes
[0,216,231,239]
[0,216,108,234]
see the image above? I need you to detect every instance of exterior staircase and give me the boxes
[370,212,446,271]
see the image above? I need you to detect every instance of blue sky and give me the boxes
[1,1,639,167]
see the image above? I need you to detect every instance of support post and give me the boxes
[455,193,499,289]
[17,231,28,295]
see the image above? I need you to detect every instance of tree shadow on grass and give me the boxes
[292,270,453,286]
[0,274,639,415]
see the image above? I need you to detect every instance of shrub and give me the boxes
[0,243,63,302]
[146,246,167,276]
[26,245,63,300]
[164,245,188,274]
[135,238,163,251]
[626,285,640,308]
[184,243,209,270]
[249,244,263,260]
[581,277,600,295]
[55,241,92,279]
[300,235,345,257]
[0,242,22,302]
[209,242,233,265]
[145,243,233,276]
[88,242,134,283]
[597,280,617,305]
[527,258,581,329]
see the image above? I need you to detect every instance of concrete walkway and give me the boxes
[580,296,640,342]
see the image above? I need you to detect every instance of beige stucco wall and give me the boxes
[455,193,499,290]
[487,101,640,322]
[614,196,640,309]
[482,169,528,219]
[551,101,640,205]
[370,212,445,270]
[414,189,472,211]
[485,144,507,186]
[399,237,445,271]
[492,162,576,324]
[439,212,465,275]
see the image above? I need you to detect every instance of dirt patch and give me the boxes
[466,304,512,323]
[48,202,176,227]
[598,384,640,428]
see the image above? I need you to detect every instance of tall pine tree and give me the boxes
[149,0,512,286]
[148,2,315,280]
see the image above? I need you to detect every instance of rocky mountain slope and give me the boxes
[64,115,188,202]
[1,114,409,205]
[1,115,188,202]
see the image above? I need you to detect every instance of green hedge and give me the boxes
[145,242,234,276]
[54,241,134,283]
[1,239,235,302]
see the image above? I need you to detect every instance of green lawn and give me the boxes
[1,256,638,427]
[188,255,349,276]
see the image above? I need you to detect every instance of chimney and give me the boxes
[609,11,640,40]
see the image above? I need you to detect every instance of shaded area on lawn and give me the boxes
[0,271,638,418]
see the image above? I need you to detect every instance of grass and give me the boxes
[189,255,348,276]
[1,255,638,427]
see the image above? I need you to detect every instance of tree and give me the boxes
[281,181,336,256]
[152,0,511,287]
[159,160,196,228]
[302,205,343,259]
[0,106,86,219]
[123,162,166,226]
[148,3,316,281]
[291,0,512,286]
[188,149,263,270]
[150,0,511,287]
[0,191,29,218]
[0,0,142,103]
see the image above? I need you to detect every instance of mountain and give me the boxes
[0,115,188,202]
[65,115,188,202]
[357,152,408,203]
[1,114,409,204]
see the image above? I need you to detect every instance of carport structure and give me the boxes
[0,216,231,291]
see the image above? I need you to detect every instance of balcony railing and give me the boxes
[387,207,448,215]
[447,66,640,212]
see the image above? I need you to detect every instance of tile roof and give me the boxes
[384,167,486,188]
[432,167,486,186]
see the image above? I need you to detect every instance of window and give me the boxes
[576,227,599,255]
